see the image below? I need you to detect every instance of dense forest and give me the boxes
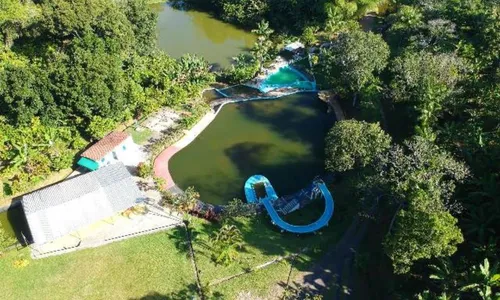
[0,0,214,195]
[0,0,499,298]
[188,0,499,297]
[318,0,499,298]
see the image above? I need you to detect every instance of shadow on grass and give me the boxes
[130,283,224,300]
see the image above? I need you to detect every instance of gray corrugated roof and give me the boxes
[22,163,143,245]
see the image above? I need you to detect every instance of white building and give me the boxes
[77,132,144,171]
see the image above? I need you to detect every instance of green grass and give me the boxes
[126,127,153,145]
[0,231,196,300]
[0,181,355,299]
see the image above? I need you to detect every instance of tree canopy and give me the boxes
[0,0,214,196]
[316,30,389,105]
[325,120,391,173]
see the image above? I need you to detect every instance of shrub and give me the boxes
[137,162,152,178]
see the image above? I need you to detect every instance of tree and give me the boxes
[0,53,57,125]
[87,116,117,140]
[0,0,40,49]
[221,198,258,220]
[417,290,458,300]
[160,186,200,213]
[251,20,274,70]
[300,26,318,47]
[221,53,260,84]
[318,30,389,106]
[383,189,464,274]
[324,120,391,172]
[373,137,469,273]
[428,258,462,295]
[209,224,245,265]
[390,51,464,140]
[121,0,158,55]
[324,0,359,35]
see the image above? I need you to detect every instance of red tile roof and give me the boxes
[81,132,130,161]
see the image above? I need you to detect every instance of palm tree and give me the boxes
[459,258,500,300]
[462,203,497,244]
[251,20,274,72]
[209,224,245,265]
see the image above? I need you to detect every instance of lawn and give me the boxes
[0,181,355,299]
[126,127,153,145]
[0,231,196,300]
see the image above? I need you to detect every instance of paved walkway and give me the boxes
[154,111,217,189]
[31,203,183,259]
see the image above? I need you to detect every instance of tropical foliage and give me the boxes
[316,30,389,106]
[324,120,391,172]
[209,224,245,265]
[316,0,500,297]
[0,0,214,196]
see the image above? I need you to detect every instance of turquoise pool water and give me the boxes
[260,66,315,93]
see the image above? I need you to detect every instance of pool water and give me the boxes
[260,66,315,92]
[264,67,306,85]
[169,93,334,205]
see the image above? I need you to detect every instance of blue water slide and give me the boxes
[262,182,334,233]
[244,175,334,234]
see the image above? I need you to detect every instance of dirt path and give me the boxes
[273,210,374,299]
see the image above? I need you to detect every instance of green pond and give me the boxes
[153,3,256,68]
[169,93,335,205]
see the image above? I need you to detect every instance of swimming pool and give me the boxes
[259,66,315,93]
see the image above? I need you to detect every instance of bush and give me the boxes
[137,162,152,178]
[220,53,260,84]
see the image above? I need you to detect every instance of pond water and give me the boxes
[169,93,335,205]
[153,3,256,68]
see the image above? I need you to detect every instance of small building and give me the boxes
[77,132,142,171]
[21,163,143,245]
[284,41,305,52]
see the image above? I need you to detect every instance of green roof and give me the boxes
[77,157,99,171]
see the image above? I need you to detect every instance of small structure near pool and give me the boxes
[284,41,305,53]
[22,163,143,246]
[77,132,143,171]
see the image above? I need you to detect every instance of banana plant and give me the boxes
[459,258,500,300]
[428,258,462,294]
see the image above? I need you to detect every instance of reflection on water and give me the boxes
[153,3,256,68]
[169,93,335,205]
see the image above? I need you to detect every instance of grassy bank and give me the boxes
[0,179,354,299]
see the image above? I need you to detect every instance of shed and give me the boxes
[284,41,305,52]
[77,131,142,171]
[21,163,143,245]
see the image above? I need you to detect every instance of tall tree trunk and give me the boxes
[352,92,358,107]
[387,203,403,235]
